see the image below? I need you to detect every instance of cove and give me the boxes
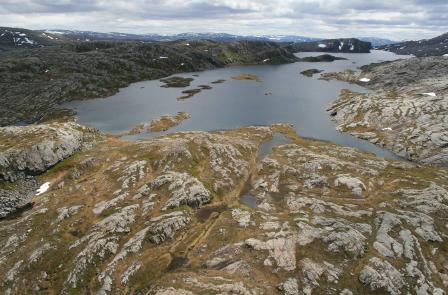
[65,50,411,159]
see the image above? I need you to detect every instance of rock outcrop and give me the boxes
[326,56,448,166]
[0,122,96,218]
[0,124,447,294]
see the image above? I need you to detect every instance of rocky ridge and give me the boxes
[379,32,448,57]
[287,38,371,53]
[0,123,446,294]
[325,56,448,166]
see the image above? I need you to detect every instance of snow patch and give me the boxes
[45,30,65,35]
[42,33,54,40]
[382,127,392,131]
[422,92,436,97]
[318,43,327,48]
[36,182,51,196]
[339,41,344,50]
[23,37,34,44]
[263,58,270,63]
[159,56,168,59]
[359,78,371,82]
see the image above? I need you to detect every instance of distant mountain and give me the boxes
[38,30,321,43]
[379,32,448,57]
[45,30,398,48]
[0,27,68,51]
[0,27,396,55]
[358,37,397,47]
[286,38,372,53]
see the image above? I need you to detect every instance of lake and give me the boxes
[65,50,410,159]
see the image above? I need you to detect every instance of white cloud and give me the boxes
[0,0,447,40]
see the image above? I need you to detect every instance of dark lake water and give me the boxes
[65,50,410,159]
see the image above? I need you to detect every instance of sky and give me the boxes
[0,0,447,40]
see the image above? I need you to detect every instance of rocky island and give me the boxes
[298,54,347,62]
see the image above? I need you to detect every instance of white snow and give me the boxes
[382,127,392,131]
[180,63,185,66]
[42,33,54,40]
[443,54,448,57]
[359,78,371,82]
[263,58,270,62]
[185,43,190,46]
[36,182,51,196]
[422,92,436,97]
[159,56,168,59]
[45,30,65,35]
[45,69,49,73]
[339,41,344,50]
[318,43,327,48]
[350,44,355,51]
[23,37,34,44]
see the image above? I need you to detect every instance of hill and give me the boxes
[379,32,448,57]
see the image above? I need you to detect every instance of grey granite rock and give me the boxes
[151,171,211,210]
[0,122,95,218]
[359,257,404,295]
[147,211,191,244]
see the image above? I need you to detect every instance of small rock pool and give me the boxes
[64,50,410,160]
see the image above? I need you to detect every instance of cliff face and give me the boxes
[287,38,371,53]
[0,37,298,127]
[379,32,448,57]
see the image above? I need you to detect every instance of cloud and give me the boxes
[0,0,447,40]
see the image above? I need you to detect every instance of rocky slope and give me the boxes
[287,38,371,53]
[0,122,97,218]
[324,56,448,166]
[0,123,447,294]
[0,27,67,51]
[0,38,298,127]
[380,32,448,57]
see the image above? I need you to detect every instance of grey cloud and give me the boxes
[0,0,446,39]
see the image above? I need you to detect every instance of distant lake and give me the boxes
[65,50,411,159]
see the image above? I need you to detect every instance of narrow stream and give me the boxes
[239,133,292,209]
